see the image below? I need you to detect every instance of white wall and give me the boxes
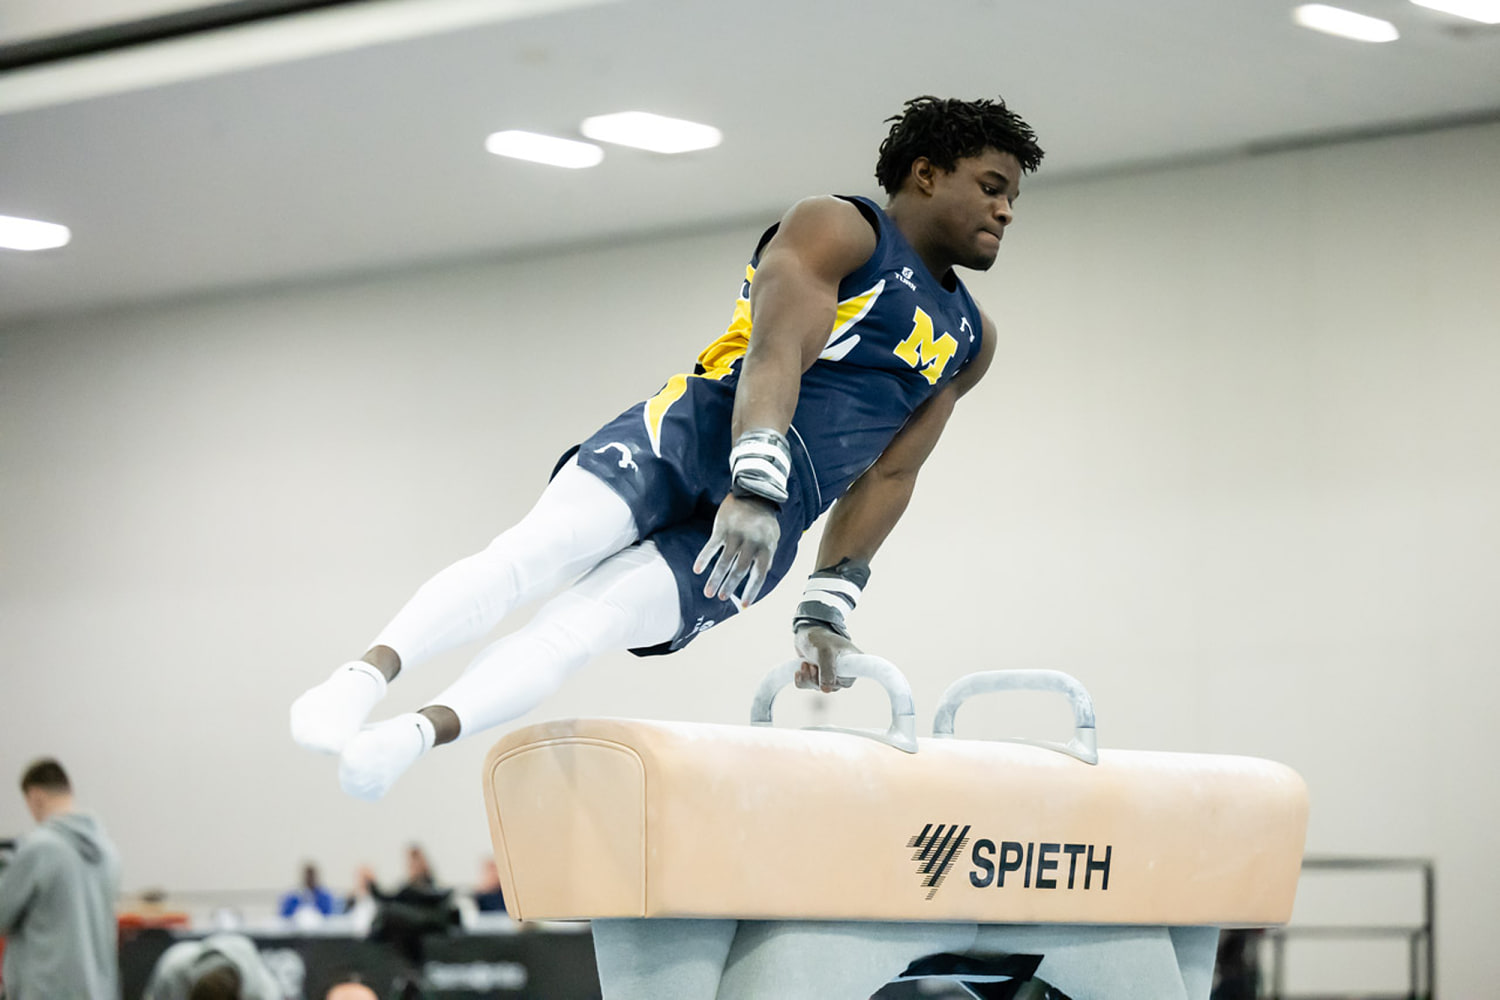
[2,121,1497,993]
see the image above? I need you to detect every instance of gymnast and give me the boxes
[289,95,1045,800]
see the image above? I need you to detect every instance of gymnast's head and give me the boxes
[876,96,1045,271]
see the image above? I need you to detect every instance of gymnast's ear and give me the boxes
[905,156,942,196]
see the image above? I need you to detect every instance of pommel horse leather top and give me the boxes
[482,662,1309,929]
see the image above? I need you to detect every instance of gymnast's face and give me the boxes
[921,147,1021,272]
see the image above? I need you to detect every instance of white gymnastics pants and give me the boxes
[369,461,683,737]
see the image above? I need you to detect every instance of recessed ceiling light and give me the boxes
[580,112,722,154]
[1409,0,1500,23]
[485,130,603,169]
[0,214,71,251]
[1292,4,1401,40]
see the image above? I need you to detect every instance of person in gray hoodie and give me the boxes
[142,932,284,1000]
[0,758,122,1000]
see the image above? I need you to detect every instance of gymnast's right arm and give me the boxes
[694,197,878,605]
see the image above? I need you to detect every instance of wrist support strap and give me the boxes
[792,557,871,639]
[729,428,791,505]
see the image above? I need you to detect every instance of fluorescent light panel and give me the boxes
[1293,4,1401,40]
[1409,0,1500,23]
[0,0,623,116]
[0,214,71,251]
[581,112,722,154]
[485,130,603,169]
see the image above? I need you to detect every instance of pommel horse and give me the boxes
[482,661,1308,999]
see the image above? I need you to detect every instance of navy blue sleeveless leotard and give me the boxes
[574,195,986,653]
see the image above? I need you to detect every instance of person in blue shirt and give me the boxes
[290,95,1044,801]
[278,862,340,919]
[472,858,506,914]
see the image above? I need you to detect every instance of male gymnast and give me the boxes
[290,96,1044,800]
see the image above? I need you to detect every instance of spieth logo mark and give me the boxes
[908,823,971,900]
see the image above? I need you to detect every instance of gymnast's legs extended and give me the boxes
[288,460,682,799]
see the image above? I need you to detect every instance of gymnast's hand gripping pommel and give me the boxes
[792,556,871,692]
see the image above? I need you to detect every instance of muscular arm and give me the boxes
[695,197,877,604]
[796,312,998,689]
[730,196,878,437]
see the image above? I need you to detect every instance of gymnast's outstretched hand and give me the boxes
[694,492,781,606]
[794,623,859,693]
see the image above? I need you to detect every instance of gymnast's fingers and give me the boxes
[818,642,842,693]
[707,548,741,600]
[740,553,770,607]
[694,530,727,594]
[716,546,752,601]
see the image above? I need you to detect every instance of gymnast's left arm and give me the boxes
[794,312,998,692]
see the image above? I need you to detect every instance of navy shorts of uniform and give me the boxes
[567,371,817,656]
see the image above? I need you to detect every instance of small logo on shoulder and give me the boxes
[895,266,918,292]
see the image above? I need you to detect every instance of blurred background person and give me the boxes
[142,931,283,1000]
[472,858,505,915]
[362,844,458,966]
[0,759,121,1000]
[278,862,342,925]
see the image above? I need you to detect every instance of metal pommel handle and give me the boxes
[750,654,918,754]
[931,669,1099,765]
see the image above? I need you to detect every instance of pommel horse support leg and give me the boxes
[482,661,1309,999]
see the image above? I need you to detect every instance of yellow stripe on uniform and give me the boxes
[643,374,689,456]
[643,266,882,455]
[696,263,755,374]
[643,266,752,456]
[821,279,884,361]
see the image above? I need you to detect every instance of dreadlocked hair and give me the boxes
[875,96,1044,195]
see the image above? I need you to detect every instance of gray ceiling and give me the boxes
[2,0,1498,325]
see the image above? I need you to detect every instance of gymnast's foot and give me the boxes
[289,661,389,754]
[338,713,434,801]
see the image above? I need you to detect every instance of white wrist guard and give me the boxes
[792,558,871,639]
[729,428,791,505]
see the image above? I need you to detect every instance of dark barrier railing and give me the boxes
[1265,855,1435,1000]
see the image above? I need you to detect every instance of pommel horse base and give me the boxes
[482,661,1309,999]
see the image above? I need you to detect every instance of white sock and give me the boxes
[338,713,435,801]
[289,661,389,755]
